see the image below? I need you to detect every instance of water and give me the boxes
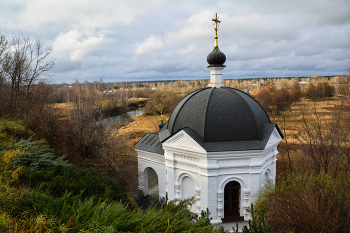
[101,107,145,126]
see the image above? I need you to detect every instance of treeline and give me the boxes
[143,78,337,116]
[256,81,334,115]
[107,75,344,96]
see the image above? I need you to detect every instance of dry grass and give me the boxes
[50,102,72,118]
[116,114,169,151]
[117,114,164,135]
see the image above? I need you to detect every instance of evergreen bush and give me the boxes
[232,204,271,233]
[10,138,70,171]
[1,193,225,232]
[18,165,125,202]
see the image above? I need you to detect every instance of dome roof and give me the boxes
[207,46,226,66]
[159,87,272,143]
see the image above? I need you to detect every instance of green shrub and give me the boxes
[10,138,70,171]
[18,165,125,202]
[1,193,225,232]
[1,191,81,221]
[66,198,222,233]
[0,147,22,189]
[0,212,11,231]
[0,191,79,231]
[233,204,271,233]
[0,118,33,143]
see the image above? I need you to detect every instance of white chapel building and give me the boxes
[134,14,283,227]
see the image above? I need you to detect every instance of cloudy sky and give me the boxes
[1,0,349,84]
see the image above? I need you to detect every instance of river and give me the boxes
[101,107,145,126]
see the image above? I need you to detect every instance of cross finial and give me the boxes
[212,13,221,47]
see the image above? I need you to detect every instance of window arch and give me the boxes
[181,176,195,199]
[262,169,271,187]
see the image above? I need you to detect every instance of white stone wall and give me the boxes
[137,150,166,200]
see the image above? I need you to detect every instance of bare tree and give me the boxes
[295,102,347,174]
[1,33,55,118]
[0,35,8,116]
[0,35,7,90]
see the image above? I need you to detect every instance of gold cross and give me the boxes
[212,13,221,46]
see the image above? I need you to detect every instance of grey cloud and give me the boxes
[1,0,349,84]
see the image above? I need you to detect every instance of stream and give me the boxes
[101,107,145,126]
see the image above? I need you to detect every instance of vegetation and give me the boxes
[18,165,125,201]
[144,91,182,115]
[233,204,271,233]
[0,118,226,232]
[256,85,293,115]
[256,173,350,233]
[253,75,350,232]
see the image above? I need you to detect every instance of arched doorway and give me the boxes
[222,181,244,222]
[145,167,159,200]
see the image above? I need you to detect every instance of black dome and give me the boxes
[159,87,271,143]
[207,46,226,65]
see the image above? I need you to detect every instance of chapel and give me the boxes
[134,13,283,227]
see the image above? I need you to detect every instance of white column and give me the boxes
[208,66,225,88]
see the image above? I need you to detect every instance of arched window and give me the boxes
[264,172,270,184]
[222,181,244,222]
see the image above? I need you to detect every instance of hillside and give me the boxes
[0,118,226,232]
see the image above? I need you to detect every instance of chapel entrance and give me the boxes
[147,167,159,200]
[222,181,244,222]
